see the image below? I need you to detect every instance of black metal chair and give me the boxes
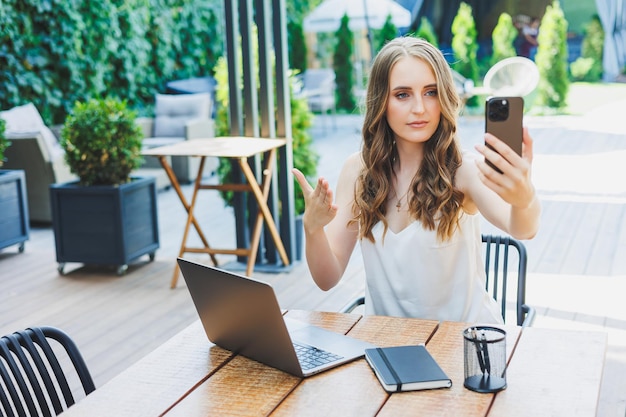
[481,234,535,327]
[0,326,96,416]
[340,234,536,327]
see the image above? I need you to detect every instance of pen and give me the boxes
[480,330,491,375]
[471,328,486,374]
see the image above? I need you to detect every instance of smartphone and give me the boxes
[484,96,523,173]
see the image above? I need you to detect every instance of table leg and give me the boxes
[157,156,219,288]
[238,150,290,276]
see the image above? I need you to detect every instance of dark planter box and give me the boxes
[50,176,159,274]
[0,170,30,252]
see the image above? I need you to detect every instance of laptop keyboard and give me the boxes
[293,343,344,371]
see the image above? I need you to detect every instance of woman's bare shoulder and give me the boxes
[456,151,481,213]
[456,152,479,188]
[340,151,364,178]
[334,151,363,196]
[345,151,363,164]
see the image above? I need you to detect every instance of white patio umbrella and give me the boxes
[303,0,411,33]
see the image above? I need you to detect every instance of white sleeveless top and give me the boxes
[360,213,503,323]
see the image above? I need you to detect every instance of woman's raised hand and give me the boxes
[292,168,338,232]
[475,127,536,209]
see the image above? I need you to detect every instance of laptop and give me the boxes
[177,258,376,377]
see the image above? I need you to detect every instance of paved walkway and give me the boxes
[309,95,626,416]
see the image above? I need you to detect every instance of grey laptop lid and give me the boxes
[177,258,375,377]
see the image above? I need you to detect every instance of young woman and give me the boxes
[293,37,540,323]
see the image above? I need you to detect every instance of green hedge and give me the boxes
[0,0,223,124]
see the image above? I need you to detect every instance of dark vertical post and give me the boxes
[225,0,248,259]
[224,1,242,137]
[273,0,296,264]
[239,0,262,263]
[256,0,279,264]
[222,0,294,270]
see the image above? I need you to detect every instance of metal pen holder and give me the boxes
[463,326,507,393]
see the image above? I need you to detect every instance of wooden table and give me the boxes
[62,311,606,417]
[142,137,289,288]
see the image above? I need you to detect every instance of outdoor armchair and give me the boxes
[299,69,336,131]
[0,103,76,223]
[138,93,216,184]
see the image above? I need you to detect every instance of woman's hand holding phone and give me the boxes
[483,96,524,173]
[475,97,536,210]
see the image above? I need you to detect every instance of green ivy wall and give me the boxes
[0,0,224,124]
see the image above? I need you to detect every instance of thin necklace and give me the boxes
[395,188,411,212]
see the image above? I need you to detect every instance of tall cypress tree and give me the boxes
[451,2,479,106]
[333,14,355,112]
[375,14,398,53]
[490,13,517,66]
[414,17,438,47]
[535,0,569,109]
[451,2,479,81]
[288,20,308,73]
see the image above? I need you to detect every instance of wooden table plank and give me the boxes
[346,315,440,347]
[58,312,606,417]
[285,310,369,334]
[269,314,440,417]
[270,360,384,417]
[165,355,301,417]
[377,322,521,417]
[61,321,232,416]
[489,327,607,417]
[165,310,368,417]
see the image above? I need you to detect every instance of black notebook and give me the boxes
[365,345,452,392]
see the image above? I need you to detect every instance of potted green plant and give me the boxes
[50,97,159,275]
[0,117,30,253]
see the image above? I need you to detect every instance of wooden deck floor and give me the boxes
[1,105,626,415]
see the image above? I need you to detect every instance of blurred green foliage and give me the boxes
[375,15,398,52]
[0,118,7,167]
[333,14,356,112]
[451,2,479,107]
[490,13,518,66]
[535,1,570,109]
[0,0,223,124]
[413,17,439,47]
[570,15,604,81]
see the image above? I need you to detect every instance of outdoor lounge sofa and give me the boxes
[1,103,76,223]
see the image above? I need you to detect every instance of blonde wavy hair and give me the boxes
[354,37,464,242]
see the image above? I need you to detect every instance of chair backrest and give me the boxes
[0,326,95,416]
[152,93,212,138]
[481,234,535,327]
[301,69,336,113]
[303,68,335,91]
